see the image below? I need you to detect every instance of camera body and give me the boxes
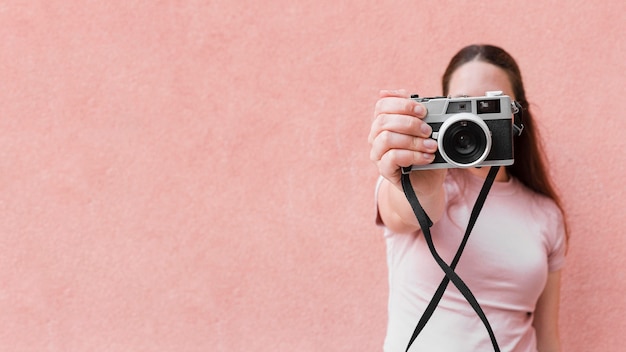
[404,91,519,172]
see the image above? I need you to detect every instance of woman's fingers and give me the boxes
[369,90,437,181]
[377,149,436,177]
[370,130,437,163]
[369,112,432,144]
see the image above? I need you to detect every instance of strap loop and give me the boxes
[401,167,501,352]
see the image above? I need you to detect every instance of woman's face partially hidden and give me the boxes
[447,60,516,181]
[447,60,515,100]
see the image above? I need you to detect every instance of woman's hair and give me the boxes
[442,44,569,239]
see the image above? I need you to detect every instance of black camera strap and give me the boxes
[401,166,501,352]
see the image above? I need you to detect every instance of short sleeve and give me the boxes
[374,176,384,226]
[547,208,567,272]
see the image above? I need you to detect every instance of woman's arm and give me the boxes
[533,270,562,352]
[377,171,446,234]
[369,90,446,233]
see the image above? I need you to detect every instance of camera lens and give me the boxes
[438,113,492,167]
[445,121,484,160]
[453,130,478,155]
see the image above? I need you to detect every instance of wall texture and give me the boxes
[0,1,624,351]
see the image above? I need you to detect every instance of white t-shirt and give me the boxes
[376,169,566,352]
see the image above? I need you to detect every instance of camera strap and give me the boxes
[401,166,501,352]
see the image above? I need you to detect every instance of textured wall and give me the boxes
[0,1,624,351]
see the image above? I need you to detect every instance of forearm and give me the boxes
[377,175,445,234]
[533,271,562,352]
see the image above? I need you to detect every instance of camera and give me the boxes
[403,91,523,172]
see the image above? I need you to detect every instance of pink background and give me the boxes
[0,1,624,351]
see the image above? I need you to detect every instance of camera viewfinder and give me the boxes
[446,101,472,114]
[477,99,501,114]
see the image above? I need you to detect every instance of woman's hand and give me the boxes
[369,89,447,233]
[369,89,444,196]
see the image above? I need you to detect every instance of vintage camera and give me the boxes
[403,91,523,172]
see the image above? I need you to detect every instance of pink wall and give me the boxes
[0,1,624,350]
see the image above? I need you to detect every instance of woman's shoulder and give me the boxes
[445,169,562,217]
[512,177,561,214]
[505,177,565,239]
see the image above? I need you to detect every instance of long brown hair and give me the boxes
[442,44,569,239]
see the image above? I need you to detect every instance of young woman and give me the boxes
[368,44,567,352]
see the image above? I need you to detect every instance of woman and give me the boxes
[368,44,567,351]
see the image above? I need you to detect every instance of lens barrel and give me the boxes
[437,113,492,167]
